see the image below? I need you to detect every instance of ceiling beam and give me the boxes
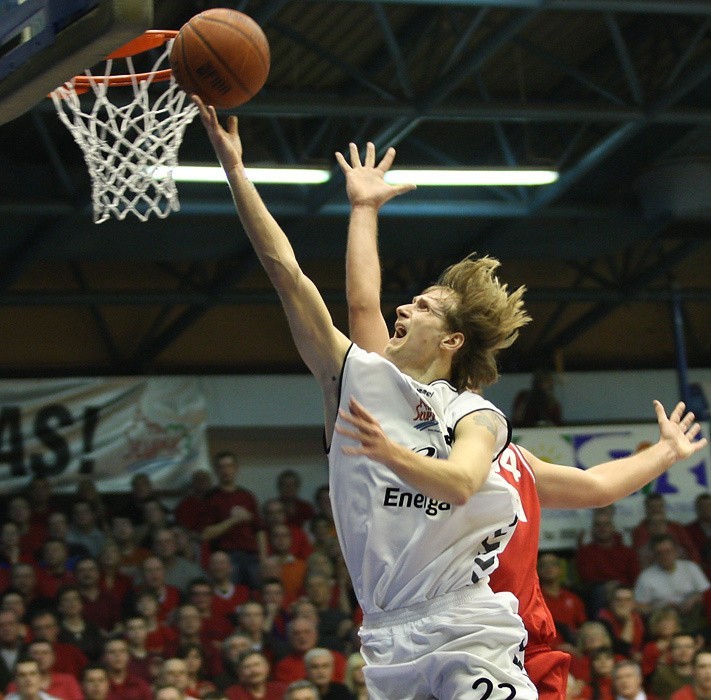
[331,0,711,15]
[1,285,710,306]
[0,200,632,219]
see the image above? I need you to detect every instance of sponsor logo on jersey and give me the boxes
[415,386,434,398]
[383,486,452,516]
[413,399,438,431]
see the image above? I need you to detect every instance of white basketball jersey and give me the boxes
[329,345,523,615]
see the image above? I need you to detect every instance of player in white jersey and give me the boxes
[194,100,536,699]
[336,141,709,700]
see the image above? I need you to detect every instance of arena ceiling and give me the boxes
[0,0,710,378]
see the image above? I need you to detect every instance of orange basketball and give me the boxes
[170,8,270,109]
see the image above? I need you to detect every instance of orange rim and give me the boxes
[53,30,178,95]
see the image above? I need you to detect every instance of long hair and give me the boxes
[435,255,530,392]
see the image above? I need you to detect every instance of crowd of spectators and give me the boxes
[0,454,367,700]
[542,492,711,700]
[2,451,711,700]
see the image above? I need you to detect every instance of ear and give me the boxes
[441,331,464,353]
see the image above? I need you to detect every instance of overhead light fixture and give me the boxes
[384,168,559,186]
[151,165,331,184]
[151,165,559,186]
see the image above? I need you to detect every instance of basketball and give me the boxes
[170,8,270,109]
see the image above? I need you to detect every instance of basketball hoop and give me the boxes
[49,30,199,223]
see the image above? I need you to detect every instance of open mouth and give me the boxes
[393,324,406,339]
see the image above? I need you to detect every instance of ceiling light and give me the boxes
[151,165,559,186]
[151,165,331,184]
[384,168,559,186]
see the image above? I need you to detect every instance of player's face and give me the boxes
[385,287,457,371]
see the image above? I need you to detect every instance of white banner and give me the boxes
[0,377,209,493]
[514,421,711,551]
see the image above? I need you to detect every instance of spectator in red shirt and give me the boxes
[7,498,46,557]
[29,610,87,678]
[162,606,221,677]
[133,590,177,657]
[185,580,234,658]
[670,649,711,700]
[109,517,151,583]
[136,557,181,624]
[632,494,700,563]
[262,500,312,562]
[12,639,83,700]
[75,557,121,635]
[276,471,315,530]
[576,510,640,615]
[174,471,214,536]
[121,616,153,685]
[7,565,52,621]
[206,552,250,623]
[179,644,217,699]
[226,650,286,700]
[35,541,75,600]
[597,585,645,660]
[686,494,711,578]
[97,542,133,607]
[539,553,588,648]
[103,637,152,700]
[581,647,615,700]
[25,478,57,532]
[234,602,287,667]
[273,618,345,686]
[202,452,265,590]
[569,622,619,685]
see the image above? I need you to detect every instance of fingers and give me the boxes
[349,142,361,168]
[334,151,350,174]
[364,142,376,168]
[377,146,396,172]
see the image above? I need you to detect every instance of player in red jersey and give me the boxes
[338,141,708,700]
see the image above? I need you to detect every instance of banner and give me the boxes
[515,421,711,550]
[0,377,209,493]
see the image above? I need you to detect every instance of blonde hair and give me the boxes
[435,255,530,391]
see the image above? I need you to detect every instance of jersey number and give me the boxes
[472,678,516,700]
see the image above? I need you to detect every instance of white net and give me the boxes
[50,39,198,224]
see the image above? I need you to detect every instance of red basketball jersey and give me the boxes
[489,443,557,647]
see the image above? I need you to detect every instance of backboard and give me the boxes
[0,0,152,126]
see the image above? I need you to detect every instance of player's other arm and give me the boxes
[531,400,707,509]
[336,397,499,504]
[336,142,415,353]
[194,97,350,393]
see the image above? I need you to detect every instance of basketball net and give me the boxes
[50,32,198,224]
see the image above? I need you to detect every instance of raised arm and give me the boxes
[194,98,350,408]
[335,142,415,353]
[530,400,708,509]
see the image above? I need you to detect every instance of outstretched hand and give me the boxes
[335,142,415,209]
[335,396,401,467]
[192,95,243,175]
[655,400,708,462]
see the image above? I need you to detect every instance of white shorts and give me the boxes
[359,585,538,700]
